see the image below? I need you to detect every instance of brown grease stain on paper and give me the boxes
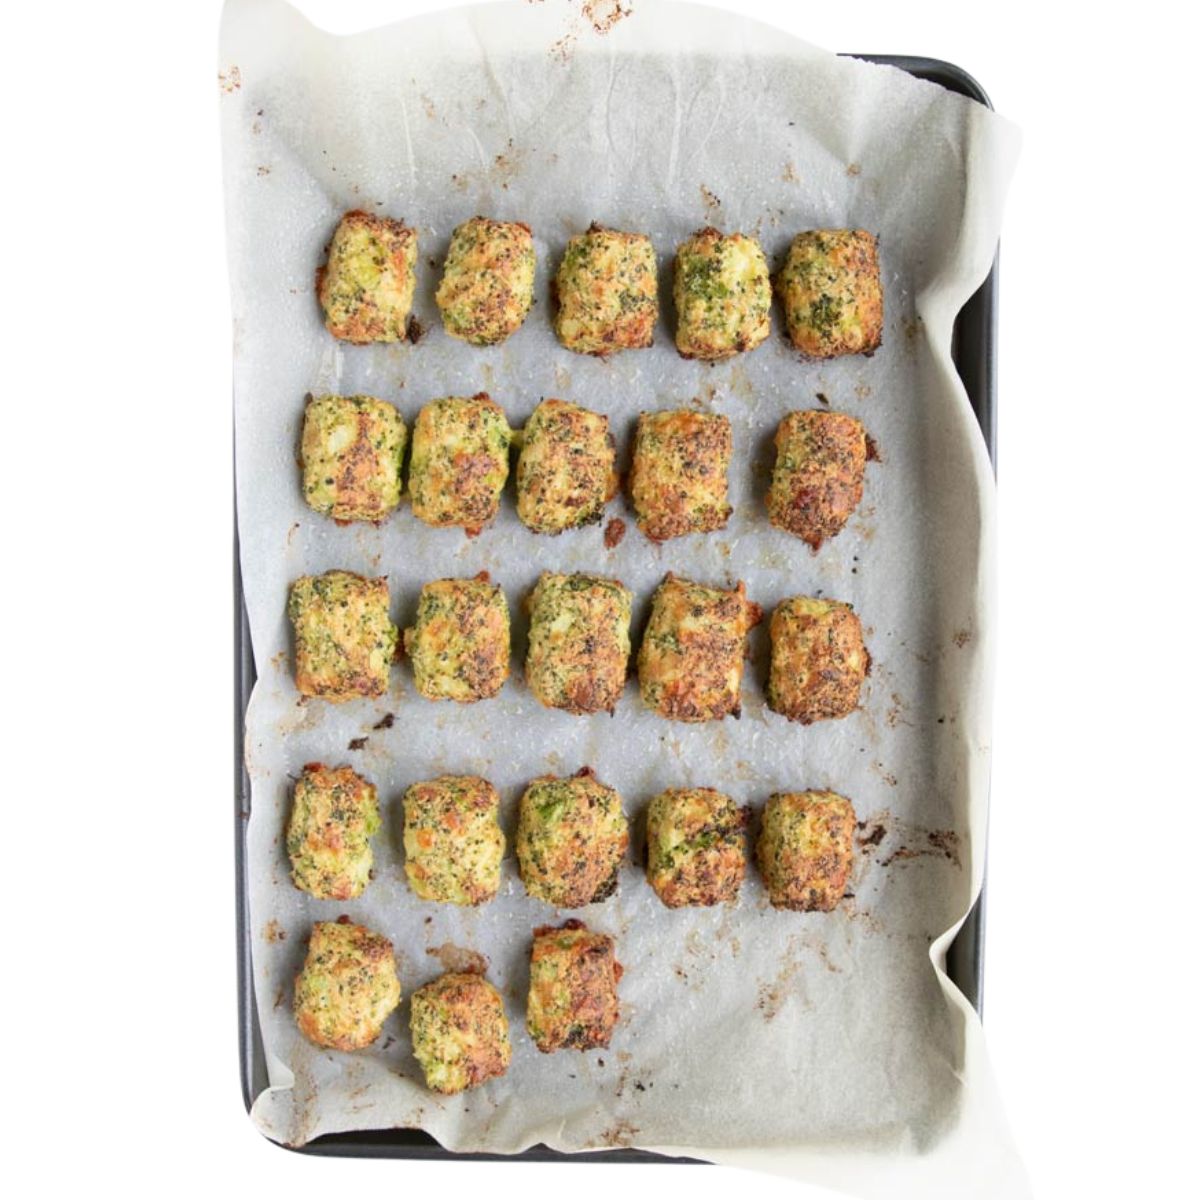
[599,1119,640,1147]
[880,831,962,869]
[427,943,489,974]
[856,810,963,870]
[451,140,529,193]
[756,938,809,1021]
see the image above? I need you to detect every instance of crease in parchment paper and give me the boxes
[220,1,1025,1195]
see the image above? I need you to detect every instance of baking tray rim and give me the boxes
[232,50,999,1162]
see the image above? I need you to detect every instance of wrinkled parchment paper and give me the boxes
[220,1,1025,1194]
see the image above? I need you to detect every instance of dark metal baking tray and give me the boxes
[234,52,998,1162]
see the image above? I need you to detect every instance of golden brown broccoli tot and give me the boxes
[409,394,512,534]
[768,596,868,723]
[766,410,868,549]
[288,571,397,702]
[515,399,618,534]
[411,972,511,1093]
[527,920,621,1052]
[553,223,658,355]
[317,209,418,344]
[435,216,536,346]
[645,788,749,907]
[293,919,402,1050]
[516,768,628,908]
[403,775,505,905]
[287,763,380,901]
[525,573,632,715]
[403,574,510,703]
[301,394,407,524]
[778,230,883,359]
[628,409,732,541]
[637,573,760,722]
[757,791,856,911]
[673,227,771,360]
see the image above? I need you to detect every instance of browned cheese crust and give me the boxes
[766,410,868,549]
[316,209,418,344]
[628,409,733,541]
[778,229,883,359]
[637,573,760,722]
[526,920,622,1052]
[756,791,856,911]
[767,596,868,724]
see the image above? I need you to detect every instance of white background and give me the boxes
[6,1,1194,1197]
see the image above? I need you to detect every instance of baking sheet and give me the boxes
[220,0,1024,1194]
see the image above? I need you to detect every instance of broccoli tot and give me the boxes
[525,573,632,715]
[403,574,510,704]
[411,972,512,1094]
[757,791,856,911]
[300,394,406,524]
[645,788,749,907]
[778,230,883,358]
[317,209,418,344]
[628,409,733,541]
[515,399,618,534]
[553,223,658,355]
[403,775,505,905]
[293,919,402,1050]
[288,571,397,703]
[408,394,512,534]
[527,921,622,1053]
[766,410,868,550]
[287,763,380,901]
[768,596,868,724]
[435,216,536,346]
[516,768,628,908]
[637,573,760,722]
[673,227,771,360]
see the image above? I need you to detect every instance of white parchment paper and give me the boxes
[220,1,1025,1194]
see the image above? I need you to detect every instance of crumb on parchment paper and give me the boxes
[603,517,626,548]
